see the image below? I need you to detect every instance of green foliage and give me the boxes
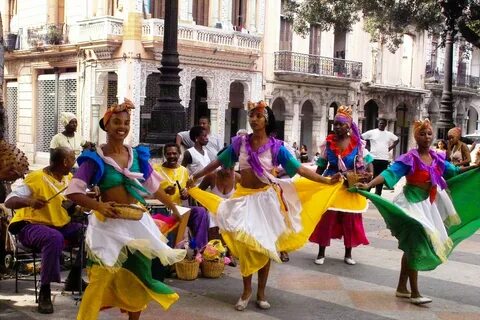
[291,0,480,52]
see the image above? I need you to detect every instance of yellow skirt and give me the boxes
[189,177,358,276]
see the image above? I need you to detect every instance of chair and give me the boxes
[10,209,87,301]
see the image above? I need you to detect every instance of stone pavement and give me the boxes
[1,186,480,320]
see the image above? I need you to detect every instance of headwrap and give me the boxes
[334,105,361,141]
[247,100,269,122]
[60,112,77,127]
[447,126,462,138]
[413,119,433,135]
[99,98,135,131]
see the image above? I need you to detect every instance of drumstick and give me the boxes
[47,186,68,201]
[176,180,182,191]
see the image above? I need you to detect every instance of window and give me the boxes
[279,0,292,51]
[144,0,165,19]
[232,0,247,30]
[193,0,209,26]
[309,25,321,55]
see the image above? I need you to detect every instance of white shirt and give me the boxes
[178,131,222,161]
[361,129,398,161]
[186,146,211,178]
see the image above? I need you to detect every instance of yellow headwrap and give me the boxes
[413,119,433,134]
[100,98,135,131]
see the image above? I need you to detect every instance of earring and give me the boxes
[347,130,351,136]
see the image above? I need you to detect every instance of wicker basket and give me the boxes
[175,259,199,280]
[345,155,362,188]
[201,259,224,278]
[112,204,145,220]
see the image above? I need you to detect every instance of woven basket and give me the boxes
[112,204,145,220]
[201,259,224,278]
[175,259,199,281]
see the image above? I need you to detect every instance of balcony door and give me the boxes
[193,0,209,26]
[232,0,247,30]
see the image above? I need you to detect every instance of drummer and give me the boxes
[153,143,209,250]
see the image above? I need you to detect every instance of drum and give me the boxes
[145,199,170,216]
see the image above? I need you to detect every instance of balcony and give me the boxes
[76,16,123,43]
[10,23,68,50]
[142,19,262,53]
[425,66,480,89]
[274,51,363,82]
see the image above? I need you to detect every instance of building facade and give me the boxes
[2,0,480,165]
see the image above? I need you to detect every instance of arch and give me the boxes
[140,73,160,143]
[300,100,314,158]
[394,102,412,155]
[327,101,339,135]
[363,99,379,132]
[189,76,209,127]
[225,81,247,143]
[271,97,286,140]
[467,106,479,134]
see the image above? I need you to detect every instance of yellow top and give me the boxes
[10,170,72,227]
[153,164,189,205]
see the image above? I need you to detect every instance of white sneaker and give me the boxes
[344,257,356,265]
[410,296,432,305]
[314,257,325,265]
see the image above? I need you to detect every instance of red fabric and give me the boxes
[309,210,369,247]
[326,134,359,158]
[406,169,437,203]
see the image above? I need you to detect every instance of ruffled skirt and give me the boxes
[77,212,186,320]
[189,177,344,276]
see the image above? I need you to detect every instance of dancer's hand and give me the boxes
[180,188,189,200]
[355,182,370,190]
[96,201,119,218]
[186,176,196,188]
[329,172,343,184]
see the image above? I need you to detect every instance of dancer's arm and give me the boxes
[188,159,222,187]
[296,166,342,184]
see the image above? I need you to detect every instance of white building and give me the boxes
[2,0,480,164]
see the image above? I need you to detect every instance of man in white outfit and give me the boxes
[181,126,211,182]
[361,119,399,196]
[176,116,222,161]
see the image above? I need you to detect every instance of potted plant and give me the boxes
[45,25,63,45]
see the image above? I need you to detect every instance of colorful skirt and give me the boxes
[77,211,186,320]
[189,177,344,276]
[356,168,480,271]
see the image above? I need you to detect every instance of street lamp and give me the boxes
[436,0,467,139]
[145,0,186,145]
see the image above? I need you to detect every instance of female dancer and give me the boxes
[187,101,343,311]
[310,106,373,265]
[447,127,471,166]
[66,99,186,320]
[357,119,479,304]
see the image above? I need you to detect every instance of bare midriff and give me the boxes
[100,185,137,204]
[239,168,268,189]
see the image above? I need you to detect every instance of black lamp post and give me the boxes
[145,0,186,145]
[436,0,467,139]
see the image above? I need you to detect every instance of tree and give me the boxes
[287,0,480,52]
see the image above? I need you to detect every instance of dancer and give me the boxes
[310,106,373,265]
[66,99,186,320]
[357,119,480,305]
[187,101,343,311]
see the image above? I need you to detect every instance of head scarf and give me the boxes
[334,105,361,142]
[60,112,77,127]
[413,119,433,135]
[447,127,462,138]
[247,100,269,122]
[99,98,135,131]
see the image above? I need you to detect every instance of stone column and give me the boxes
[291,100,301,145]
[209,0,220,26]
[311,115,323,153]
[284,114,294,145]
[220,0,232,25]
[179,0,194,23]
[246,0,257,32]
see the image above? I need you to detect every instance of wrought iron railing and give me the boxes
[425,66,480,89]
[274,51,362,80]
[142,19,262,51]
[21,23,67,49]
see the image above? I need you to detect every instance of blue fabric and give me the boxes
[277,145,301,177]
[77,150,105,185]
[324,145,360,176]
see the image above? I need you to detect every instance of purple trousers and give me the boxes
[187,206,209,250]
[18,222,83,285]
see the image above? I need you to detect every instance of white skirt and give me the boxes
[85,212,186,267]
[393,187,459,261]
